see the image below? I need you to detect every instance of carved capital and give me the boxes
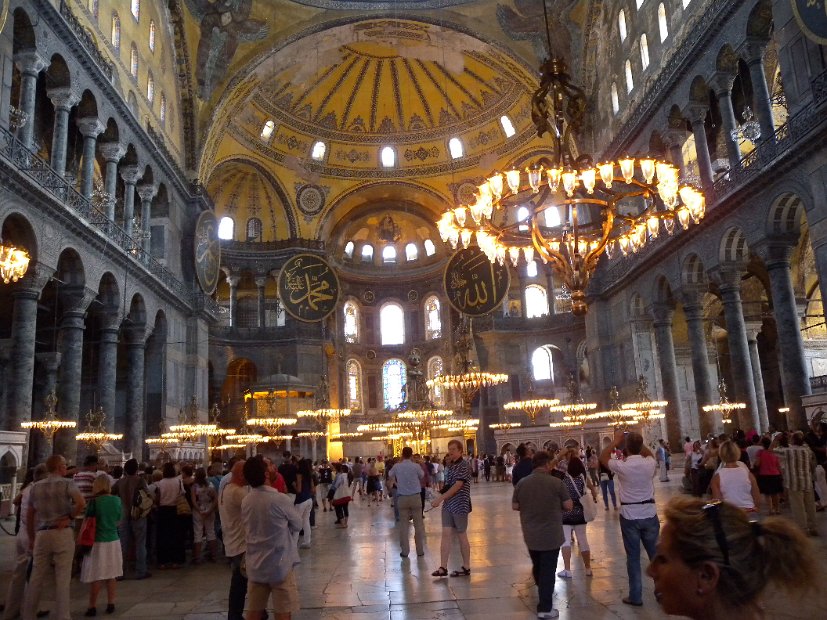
[98,142,126,163]
[662,128,688,148]
[120,164,141,185]
[710,71,736,97]
[649,302,675,325]
[136,183,157,203]
[683,104,709,125]
[60,285,96,315]
[754,237,796,269]
[13,50,47,76]
[14,264,55,296]
[254,276,268,288]
[47,87,81,111]
[744,321,763,341]
[738,38,767,65]
[76,117,105,138]
[710,267,744,296]
[226,275,240,288]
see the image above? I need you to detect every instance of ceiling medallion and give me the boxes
[362,289,376,304]
[296,184,326,216]
[408,290,419,302]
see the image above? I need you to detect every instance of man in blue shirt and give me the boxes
[388,446,425,558]
[511,443,535,486]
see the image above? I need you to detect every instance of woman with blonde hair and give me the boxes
[710,440,760,511]
[80,474,123,616]
[648,496,816,619]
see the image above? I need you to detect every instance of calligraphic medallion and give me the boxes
[194,210,220,295]
[443,247,510,316]
[277,254,340,322]
[792,0,827,44]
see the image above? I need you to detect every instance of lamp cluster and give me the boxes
[0,240,31,284]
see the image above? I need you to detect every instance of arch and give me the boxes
[96,272,120,309]
[542,439,559,452]
[222,357,257,406]
[720,227,750,264]
[715,44,739,75]
[767,192,804,234]
[1,212,38,262]
[343,299,360,343]
[405,242,418,261]
[55,248,86,288]
[531,345,562,383]
[653,275,674,304]
[101,118,120,144]
[130,43,139,78]
[688,75,709,104]
[46,54,72,89]
[427,356,444,405]
[246,217,262,241]
[0,450,18,484]
[500,442,515,455]
[745,0,773,40]
[681,254,707,286]
[658,3,669,42]
[218,216,234,240]
[525,284,549,318]
[424,294,442,340]
[128,293,147,326]
[382,358,407,410]
[12,8,37,53]
[111,12,121,49]
[380,302,405,345]
[346,359,363,411]
[76,90,99,119]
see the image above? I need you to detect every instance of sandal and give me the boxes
[431,566,448,577]
[450,566,471,577]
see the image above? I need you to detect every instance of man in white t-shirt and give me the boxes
[600,429,658,608]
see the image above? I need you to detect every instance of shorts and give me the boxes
[247,570,300,614]
[318,483,331,498]
[441,509,469,533]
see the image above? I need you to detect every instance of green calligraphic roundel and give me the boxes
[277,254,340,322]
[194,210,221,295]
[792,0,827,44]
[443,247,510,316]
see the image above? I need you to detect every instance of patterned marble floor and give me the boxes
[1,476,824,619]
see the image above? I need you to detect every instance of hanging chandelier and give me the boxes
[548,374,596,428]
[504,397,560,425]
[0,237,30,284]
[620,375,666,426]
[583,385,641,427]
[702,378,745,425]
[76,406,123,449]
[21,391,76,448]
[436,56,705,315]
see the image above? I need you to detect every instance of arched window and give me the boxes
[147,72,155,103]
[683,0,691,7]
[380,303,405,345]
[90,1,99,19]
[275,299,286,327]
[525,284,549,318]
[127,92,138,116]
[532,346,555,382]
[382,359,407,410]
[428,356,444,405]
[149,20,156,52]
[658,4,669,41]
[500,115,516,138]
[424,239,436,256]
[160,93,167,126]
[405,243,418,261]
[130,44,139,78]
[346,359,363,411]
[260,120,275,141]
[517,206,530,231]
[344,241,355,259]
[246,217,261,241]
[311,141,326,161]
[545,206,561,227]
[217,216,234,240]
[380,146,396,167]
[636,0,644,9]
[611,82,620,114]
[131,0,140,21]
[382,245,397,264]
[361,244,374,262]
[640,34,650,70]
[343,301,359,344]
[618,9,627,42]
[526,260,538,278]
[111,13,121,49]
[448,137,463,159]
[424,295,442,340]
[625,60,634,93]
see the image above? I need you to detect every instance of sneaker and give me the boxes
[537,611,559,618]
[557,569,572,579]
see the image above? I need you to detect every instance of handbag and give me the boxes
[331,477,352,506]
[176,481,192,516]
[77,500,97,551]
[571,474,597,523]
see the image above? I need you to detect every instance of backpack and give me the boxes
[131,487,154,520]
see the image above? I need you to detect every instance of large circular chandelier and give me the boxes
[702,378,745,425]
[504,397,560,425]
[21,391,76,448]
[436,58,705,315]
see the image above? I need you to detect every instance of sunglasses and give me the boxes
[702,500,730,566]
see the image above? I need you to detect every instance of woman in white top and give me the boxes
[711,440,760,511]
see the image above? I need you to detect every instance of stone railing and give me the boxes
[810,375,827,393]
[58,0,114,82]
[210,322,325,341]
[220,238,326,254]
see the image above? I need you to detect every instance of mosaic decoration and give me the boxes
[443,247,510,316]
[296,184,326,216]
[277,254,340,322]
[404,146,440,162]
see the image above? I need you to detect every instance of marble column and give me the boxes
[124,324,146,458]
[741,39,776,142]
[744,322,770,432]
[711,72,742,166]
[663,129,686,174]
[56,287,94,460]
[650,303,685,448]
[684,104,715,188]
[98,143,125,221]
[682,296,716,437]
[120,165,141,237]
[227,274,240,327]
[33,352,62,464]
[98,310,121,433]
[762,241,811,429]
[255,276,267,328]
[46,87,80,177]
[75,117,104,199]
[136,183,156,256]
[0,340,11,425]
[12,50,47,150]
[716,270,761,431]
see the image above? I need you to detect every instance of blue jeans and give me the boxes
[600,479,616,508]
[527,548,560,613]
[118,517,148,577]
[619,515,660,604]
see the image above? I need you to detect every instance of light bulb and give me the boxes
[656,161,677,183]
[677,206,691,229]
[605,240,615,259]
[527,166,542,193]
[647,215,660,238]
[546,167,562,191]
[562,168,577,197]
[454,206,467,227]
[581,168,597,194]
[469,203,483,225]
[619,156,635,184]
[489,173,504,200]
[639,158,655,184]
[523,246,535,264]
[506,168,521,194]
[664,217,676,235]
[508,246,520,267]
[598,162,614,188]
[460,229,472,249]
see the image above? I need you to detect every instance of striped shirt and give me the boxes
[443,457,471,514]
[776,445,814,491]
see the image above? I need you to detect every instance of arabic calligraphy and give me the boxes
[443,248,510,316]
[278,254,340,322]
[194,211,220,295]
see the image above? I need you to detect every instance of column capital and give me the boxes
[136,183,157,203]
[122,321,148,344]
[120,164,141,184]
[99,307,124,331]
[13,264,55,297]
[683,104,709,124]
[46,87,81,111]
[738,38,768,64]
[648,302,675,325]
[226,274,241,288]
[662,128,688,148]
[98,142,126,163]
[744,321,763,341]
[254,275,268,288]
[710,267,744,292]
[13,50,47,75]
[710,71,736,96]
[60,285,97,315]
[753,236,797,268]
[76,116,105,138]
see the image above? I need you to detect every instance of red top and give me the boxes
[271,471,287,493]
[756,449,781,476]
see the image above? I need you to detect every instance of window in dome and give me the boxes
[147,72,155,103]
[149,20,156,52]
[344,301,359,344]
[381,146,396,168]
[260,120,275,141]
[618,9,627,42]
[428,356,444,405]
[636,0,644,9]
[246,217,261,241]
[526,260,538,278]
[424,239,436,256]
[111,14,121,50]
[424,295,442,340]
[90,0,99,19]
[344,241,355,259]
[658,4,669,41]
[130,44,139,78]
[526,284,549,318]
[217,216,234,240]
[160,94,166,126]
[500,115,516,138]
[640,34,650,70]
[611,83,620,114]
[275,299,286,327]
[380,303,405,345]
[311,141,326,161]
[361,244,374,262]
[448,137,464,159]
[517,206,530,232]
[545,206,561,227]
[683,0,691,7]
[532,346,555,381]
[625,60,634,93]
[405,243,418,261]
[382,359,407,410]
[346,359,363,411]
[131,0,140,21]
[382,245,397,264]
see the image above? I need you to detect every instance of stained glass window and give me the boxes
[658,4,669,41]
[149,20,156,52]
[147,72,155,103]
[640,34,650,70]
[131,0,140,21]
[526,284,549,318]
[428,356,444,405]
[405,243,418,261]
[380,303,405,345]
[160,94,166,126]
[424,296,441,340]
[347,359,362,411]
[382,359,407,410]
[130,44,139,78]
[532,346,555,381]
[344,301,359,343]
[111,14,120,50]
